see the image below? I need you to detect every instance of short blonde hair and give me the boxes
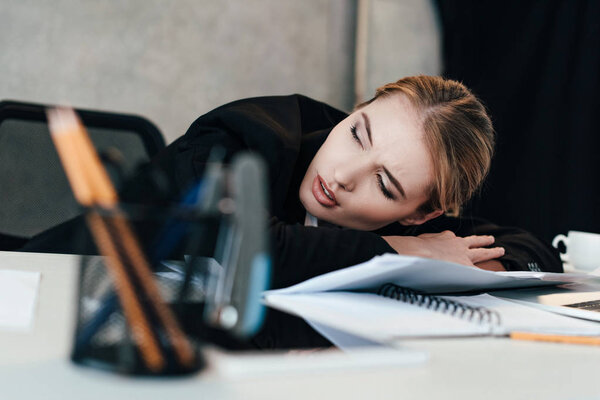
[358,75,494,216]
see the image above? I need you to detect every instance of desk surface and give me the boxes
[1,250,599,400]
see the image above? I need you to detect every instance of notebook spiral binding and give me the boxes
[378,283,502,327]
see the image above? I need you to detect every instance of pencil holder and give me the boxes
[70,204,221,375]
[70,153,271,375]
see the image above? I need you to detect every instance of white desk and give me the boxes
[1,250,600,400]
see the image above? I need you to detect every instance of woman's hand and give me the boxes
[382,230,505,268]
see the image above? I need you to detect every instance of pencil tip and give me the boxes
[46,106,81,136]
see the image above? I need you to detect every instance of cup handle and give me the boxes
[552,234,569,263]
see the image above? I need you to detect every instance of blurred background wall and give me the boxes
[0,0,441,143]
[5,0,595,245]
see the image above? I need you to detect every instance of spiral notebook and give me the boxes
[264,284,600,346]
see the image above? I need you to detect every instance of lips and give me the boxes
[312,174,337,207]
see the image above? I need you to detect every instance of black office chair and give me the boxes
[0,100,166,249]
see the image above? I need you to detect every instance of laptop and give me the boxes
[495,282,600,322]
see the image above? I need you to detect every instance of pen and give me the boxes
[151,146,225,263]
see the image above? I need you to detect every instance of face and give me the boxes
[299,94,440,231]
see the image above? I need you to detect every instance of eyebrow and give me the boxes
[361,112,373,146]
[361,112,407,199]
[383,167,407,199]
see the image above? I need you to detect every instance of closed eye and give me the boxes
[377,174,395,200]
[350,124,363,148]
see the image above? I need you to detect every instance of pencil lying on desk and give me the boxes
[510,332,600,346]
[47,107,195,371]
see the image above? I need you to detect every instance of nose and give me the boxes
[333,158,368,192]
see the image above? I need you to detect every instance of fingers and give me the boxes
[469,247,505,264]
[465,235,504,263]
[464,235,495,248]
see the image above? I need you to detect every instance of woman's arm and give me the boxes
[384,215,563,273]
[269,217,517,289]
[268,217,394,289]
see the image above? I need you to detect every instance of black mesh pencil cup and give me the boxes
[71,153,271,375]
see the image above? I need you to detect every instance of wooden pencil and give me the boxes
[47,108,94,206]
[510,331,600,346]
[48,108,165,371]
[86,212,165,371]
[47,107,195,371]
[48,107,118,207]
[110,215,196,367]
[56,108,195,367]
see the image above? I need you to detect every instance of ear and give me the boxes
[398,209,444,226]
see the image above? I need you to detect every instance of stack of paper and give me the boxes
[263,254,600,348]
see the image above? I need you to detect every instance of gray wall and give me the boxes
[365,0,441,99]
[0,0,440,143]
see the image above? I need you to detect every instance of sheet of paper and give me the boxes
[266,254,596,296]
[306,319,387,349]
[497,270,600,282]
[0,270,41,332]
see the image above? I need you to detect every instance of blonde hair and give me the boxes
[358,75,494,216]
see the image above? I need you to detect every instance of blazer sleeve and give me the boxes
[457,218,563,273]
[396,215,564,273]
[268,217,394,289]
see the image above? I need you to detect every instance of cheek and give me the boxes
[299,173,314,207]
[319,130,353,160]
[345,196,402,225]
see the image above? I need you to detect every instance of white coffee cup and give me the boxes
[552,230,600,271]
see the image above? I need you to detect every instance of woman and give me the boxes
[23,76,560,281]
[21,76,560,347]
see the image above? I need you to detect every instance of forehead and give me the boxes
[361,95,433,194]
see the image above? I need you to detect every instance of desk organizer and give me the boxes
[70,206,217,375]
[70,154,271,375]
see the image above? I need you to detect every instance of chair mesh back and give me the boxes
[0,118,152,238]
